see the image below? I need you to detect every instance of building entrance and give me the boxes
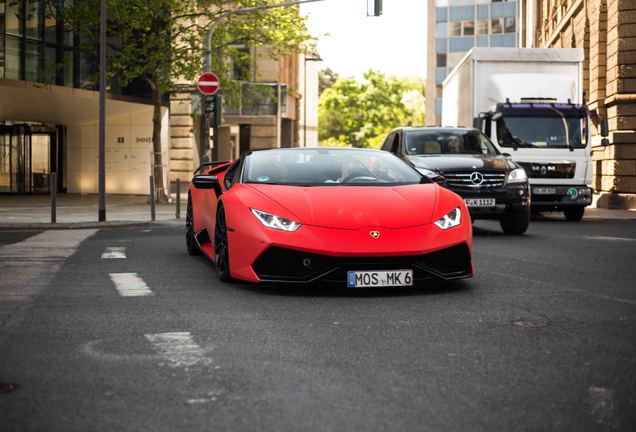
[0,124,62,194]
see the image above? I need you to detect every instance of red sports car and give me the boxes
[187,148,473,288]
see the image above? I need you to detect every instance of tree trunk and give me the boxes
[152,86,169,203]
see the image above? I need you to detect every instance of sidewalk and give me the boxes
[1,193,635,230]
[0,194,184,229]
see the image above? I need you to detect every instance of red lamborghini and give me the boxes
[186,148,473,288]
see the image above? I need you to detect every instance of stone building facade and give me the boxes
[531,0,636,208]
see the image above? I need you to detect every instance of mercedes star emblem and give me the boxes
[470,172,484,186]
[370,231,380,239]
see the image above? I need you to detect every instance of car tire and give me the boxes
[214,203,232,282]
[500,210,530,235]
[186,193,201,255]
[563,206,585,222]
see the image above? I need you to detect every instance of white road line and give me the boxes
[101,247,126,259]
[145,332,212,368]
[585,236,635,242]
[109,273,153,297]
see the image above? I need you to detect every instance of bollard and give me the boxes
[50,172,57,224]
[175,178,181,219]
[149,175,156,222]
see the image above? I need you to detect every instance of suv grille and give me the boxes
[442,171,506,188]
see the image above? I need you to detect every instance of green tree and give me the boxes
[318,70,425,148]
[58,0,312,201]
[318,67,339,95]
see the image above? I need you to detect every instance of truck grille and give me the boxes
[442,171,506,188]
[517,162,575,179]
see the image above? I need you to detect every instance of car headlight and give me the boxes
[507,167,528,184]
[251,209,301,232]
[417,167,438,177]
[434,207,462,230]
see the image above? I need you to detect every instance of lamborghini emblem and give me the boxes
[370,231,380,239]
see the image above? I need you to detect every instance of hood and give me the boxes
[246,184,438,229]
[408,154,515,173]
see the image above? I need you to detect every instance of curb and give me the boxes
[0,220,185,230]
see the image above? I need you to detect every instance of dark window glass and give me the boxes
[463,20,474,36]
[5,1,21,36]
[25,0,41,40]
[4,35,20,79]
[504,17,516,33]
[405,130,499,155]
[24,40,41,82]
[437,53,447,68]
[244,149,422,186]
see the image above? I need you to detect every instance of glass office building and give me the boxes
[426,0,519,125]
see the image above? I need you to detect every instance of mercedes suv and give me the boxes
[381,127,531,235]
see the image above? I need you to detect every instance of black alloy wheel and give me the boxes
[186,193,200,255]
[563,206,585,222]
[214,204,232,282]
[500,210,530,235]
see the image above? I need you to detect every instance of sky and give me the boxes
[300,0,428,80]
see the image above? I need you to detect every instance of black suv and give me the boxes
[381,127,531,235]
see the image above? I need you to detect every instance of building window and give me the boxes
[491,34,516,47]
[491,18,503,34]
[435,0,449,6]
[436,67,447,84]
[436,38,447,51]
[504,17,516,33]
[492,1,516,18]
[5,1,21,36]
[449,21,461,36]
[4,35,19,79]
[477,35,489,46]
[437,53,447,68]
[436,7,447,22]
[436,22,448,38]
[435,98,443,114]
[477,4,489,19]
[476,19,489,35]
[462,20,474,36]
[25,0,41,40]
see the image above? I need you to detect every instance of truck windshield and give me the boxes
[496,105,588,149]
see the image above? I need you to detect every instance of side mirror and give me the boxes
[599,115,609,138]
[473,117,482,129]
[491,112,503,121]
[192,175,222,197]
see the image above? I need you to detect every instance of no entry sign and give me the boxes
[197,72,220,95]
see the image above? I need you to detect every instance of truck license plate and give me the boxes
[347,270,413,288]
[464,198,496,208]
[532,187,557,195]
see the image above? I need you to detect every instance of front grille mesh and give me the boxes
[443,171,506,188]
[252,244,472,283]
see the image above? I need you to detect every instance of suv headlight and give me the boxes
[417,167,438,178]
[434,207,462,230]
[507,167,528,184]
[251,209,301,232]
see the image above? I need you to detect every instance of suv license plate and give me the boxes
[347,270,413,288]
[464,198,496,208]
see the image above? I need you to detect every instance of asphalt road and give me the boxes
[0,217,635,431]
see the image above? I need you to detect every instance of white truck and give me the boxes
[442,47,608,221]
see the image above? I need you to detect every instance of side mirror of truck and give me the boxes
[599,115,609,138]
[491,112,503,121]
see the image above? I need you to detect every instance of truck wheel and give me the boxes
[564,206,585,222]
[500,211,530,235]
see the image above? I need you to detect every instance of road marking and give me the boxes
[101,247,126,259]
[145,332,212,368]
[585,236,635,242]
[109,273,153,297]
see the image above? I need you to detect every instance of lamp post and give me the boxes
[98,0,106,221]
[303,50,322,147]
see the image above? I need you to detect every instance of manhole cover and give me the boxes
[0,383,20,394]
[513,320,548,328]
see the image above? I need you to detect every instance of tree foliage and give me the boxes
[318,68,339,95]
[318,70,425,148]
[57,0,313,200]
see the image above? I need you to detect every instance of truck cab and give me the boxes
[482,101,593,221]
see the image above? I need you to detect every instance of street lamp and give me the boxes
[303,50,322,147]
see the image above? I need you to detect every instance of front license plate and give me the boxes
[464,198,496,208]
[347,270,413,288]
[532,187,557,195]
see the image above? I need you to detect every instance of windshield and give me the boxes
[496,105,588,149]
[404,130,499,156]
[243,148,424,186]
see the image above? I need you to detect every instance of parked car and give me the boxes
[381,127,530,235]
[187,147,473,287]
